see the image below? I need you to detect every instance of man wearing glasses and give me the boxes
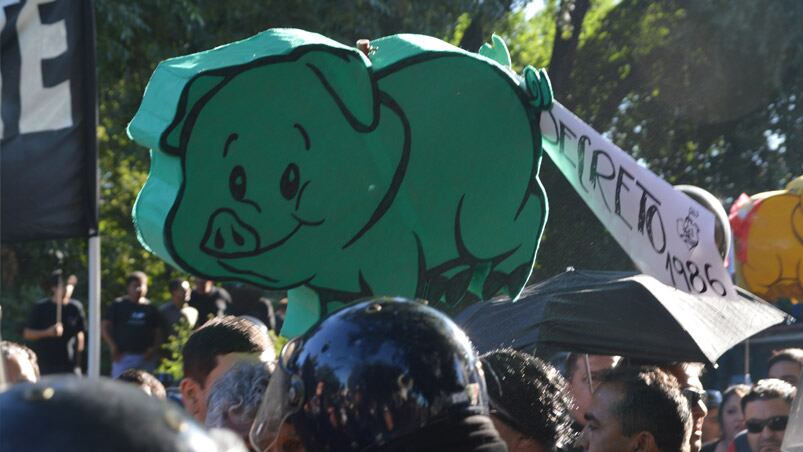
[740,379,796,452]
[663,362,709,452]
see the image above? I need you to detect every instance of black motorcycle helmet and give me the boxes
[250,297,489,451]
[0,376,244,451]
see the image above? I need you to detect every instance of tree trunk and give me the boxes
[458,12,487,52]
[548,0,591,102]
[458,0,515,52]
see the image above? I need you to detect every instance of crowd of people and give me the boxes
[1,274,801,451]
[13,269,284,379]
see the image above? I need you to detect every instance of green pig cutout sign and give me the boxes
[128,29,552,336]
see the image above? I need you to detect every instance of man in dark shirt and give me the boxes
[159,278,198,336]
[101,271,162,378]
[23,271,86,375]
[225,282,276,331]
[189,278,231,326]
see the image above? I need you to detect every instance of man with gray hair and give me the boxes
[205,360,273,445]
[180,315,273,423]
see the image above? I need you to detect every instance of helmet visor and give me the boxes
[250,339,304,452]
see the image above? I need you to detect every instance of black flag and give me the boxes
[1,0,97,242]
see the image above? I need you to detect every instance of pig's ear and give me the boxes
[161,74,227,155]
[299,49,378,131]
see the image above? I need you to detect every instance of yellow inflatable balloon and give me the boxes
[729,176,803,301]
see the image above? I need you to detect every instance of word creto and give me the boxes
[540,101,735,299]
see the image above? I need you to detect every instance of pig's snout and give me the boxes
[201,208,260,257]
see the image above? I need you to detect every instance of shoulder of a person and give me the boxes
[67,299,84,309]
[700,440,719,452]
[159,303,179,314]
[107,297,130,314]
[28,299,51,320]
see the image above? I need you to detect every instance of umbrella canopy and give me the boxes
[455,269,792,364]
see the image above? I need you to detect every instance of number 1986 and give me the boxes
[665,254,728,297]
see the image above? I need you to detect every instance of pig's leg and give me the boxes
[473,190,547,299]
[740,250,783,296]
[355,231,421,300]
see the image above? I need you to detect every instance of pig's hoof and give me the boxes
[483,271,507,300]
[446,269,473,307]
[427,275,450,305]
[507,264,531,297]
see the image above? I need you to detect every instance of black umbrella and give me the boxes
[455,269,792,364]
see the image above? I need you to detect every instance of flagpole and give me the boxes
[0,306,7,390]
[88,235,101,377]
[85,0,100,378]
[744,338,751,384]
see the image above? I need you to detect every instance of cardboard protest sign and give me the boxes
[128,29,553,336]
[540,102,737,299]
[729,176,803,301]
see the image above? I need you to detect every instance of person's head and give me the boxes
[0,376,246,451]
[719,384,750,443]
[1,341,39,385]
[117,368,167,400]
[126,271,148,302]
[206,360,272,445]
[767,348,803,387]
[579,366,690,452]
[741,378,796,452]
[180,316,270,423]
[662,362,707,452]
[565,353,621,424]
[481,348,575,451]
[169,279,191,306]
[46,270,76,303]
[276,297,288,315]
[47,269,64,298]
[701,390,722,444]
[195,278,214,294]
[250,298,498,452]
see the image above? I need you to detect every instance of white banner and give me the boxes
[540,101,737,299]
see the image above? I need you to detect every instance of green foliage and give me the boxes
[445,12,473,46]
[0,285,43,343]
[3,0,802,341]
[156,317,194,381]
[567,0,803,195]
[494,5,557,71]
[271,332,289,359]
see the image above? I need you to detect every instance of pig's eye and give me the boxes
[229,165,247,200]
[280,163,300,200]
